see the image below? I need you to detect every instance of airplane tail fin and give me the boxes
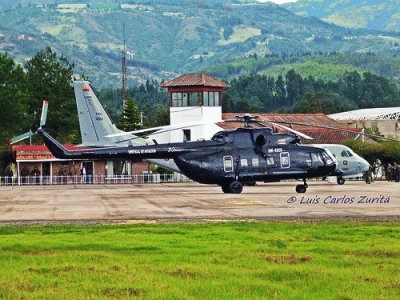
[72,77,128,147]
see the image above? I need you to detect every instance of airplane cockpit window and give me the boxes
[341,150,349,157]
[346,150,353,157]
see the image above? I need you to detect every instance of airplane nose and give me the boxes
[360,162,370,173]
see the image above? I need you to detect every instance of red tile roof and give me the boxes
[12,144,82,152]
[161,73,230,88]
[300,128,362,144]
[12,144,87,161]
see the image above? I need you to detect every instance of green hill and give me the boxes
[202,52,400,82]
[0,1,400,87]
[286,0,400,32]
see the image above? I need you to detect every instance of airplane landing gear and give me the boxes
[296,179,308,193]
[337,177,345,185]
[221,181,243,194]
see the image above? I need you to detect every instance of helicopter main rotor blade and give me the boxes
[105,122,208,138]
[269,122,314,140]
[269,120,399,142]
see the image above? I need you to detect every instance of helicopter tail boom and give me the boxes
[37,128,197,161]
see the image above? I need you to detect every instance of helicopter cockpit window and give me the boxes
[311,152,324,167]
[255,135,266,147]
[223,156,234,172]
[212,134,225,143]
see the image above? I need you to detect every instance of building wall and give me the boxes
[132,161,150,174]
[167,106,223,142]
[337,120,400,139]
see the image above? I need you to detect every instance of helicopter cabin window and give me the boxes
[223,156,234,172]
[252,158,260,167]
[241,159,248,167]
[280,152,290,168]
[266,157,274,166]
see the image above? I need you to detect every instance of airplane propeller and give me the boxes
[8,100,48,145]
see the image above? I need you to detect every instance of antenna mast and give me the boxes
[122,23,127,108]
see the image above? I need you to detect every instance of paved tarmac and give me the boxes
[0,181,399,224]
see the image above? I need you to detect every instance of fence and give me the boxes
[0,174,191,186]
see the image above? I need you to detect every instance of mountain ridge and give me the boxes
[0,1,399,87]
[285,0,400,32]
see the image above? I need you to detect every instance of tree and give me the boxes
[25,47,78,142]
[285,69,304,106]
[153,105,169,127]
[0,53,29,144]
[121,98,141,131]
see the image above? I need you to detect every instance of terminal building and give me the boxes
[329,107,400,140]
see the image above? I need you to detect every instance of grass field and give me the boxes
[0,222,399,299]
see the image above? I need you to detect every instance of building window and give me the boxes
[215,92,220,106]
[172,93,182,107]
[204,92,209,106]
[209,92,215,106]
[204,92,220,107]
[183,93,189,106]
[190,93,201,106]
[183,129,191,142]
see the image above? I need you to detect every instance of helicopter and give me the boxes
[71,79,369,184]
[10,102,339,194]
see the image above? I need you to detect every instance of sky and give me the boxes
[258,0,298,4]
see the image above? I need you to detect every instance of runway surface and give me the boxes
[0,181,399,224]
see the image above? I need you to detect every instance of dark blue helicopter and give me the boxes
[10,103,338,193]
[16,102,336,193]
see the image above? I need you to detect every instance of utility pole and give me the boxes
[121,23,127,109]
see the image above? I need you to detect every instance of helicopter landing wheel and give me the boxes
[228,181,243,194]
[221,185,230,193]
[337,177,345,185]
[303,178,308,189]
[296,184,307,194]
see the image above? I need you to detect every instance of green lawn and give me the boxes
[0,222,399,299]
